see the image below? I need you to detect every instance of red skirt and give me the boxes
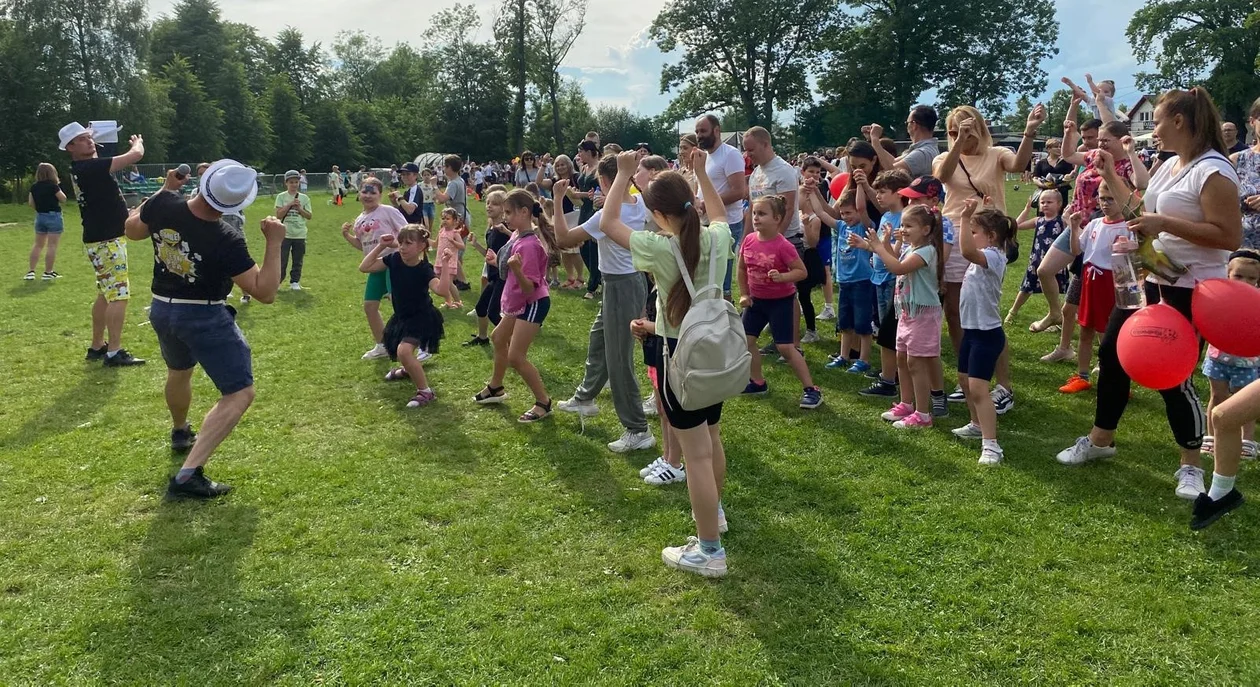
[1077,264,1115,332]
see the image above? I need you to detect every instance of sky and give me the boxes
[148,0,1154,120]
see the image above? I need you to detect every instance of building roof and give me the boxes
[1129,94,1158,114]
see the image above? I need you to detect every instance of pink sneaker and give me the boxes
[893,412,933,429]
[881,402,915,422]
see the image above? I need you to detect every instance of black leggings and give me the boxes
[796,247,825,333]
[476,279,504,326]
[1094,282,1205,449]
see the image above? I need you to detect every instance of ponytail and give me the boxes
[1158,87,1228,158]
[973,208,1019,260]
[642,171,705,327]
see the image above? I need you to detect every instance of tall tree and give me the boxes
[163,56,224,162]
[225,22,275,95]
[527,0,586,151]
[524,79,595,152]
[266,75,313,170]
[274,27,326,106]
[345,102,399,165]
[428,5,510,159]
[217,60,272,166]
[308,100,361,171]
[0,18,62,186]
[494,0,532,155]
[649,0,839,128]
[117,74,175,163]
[1127,0,1260,123]
[149,0,229,94]
[332,30,386,102]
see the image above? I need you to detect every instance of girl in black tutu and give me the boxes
[359,225,452,408]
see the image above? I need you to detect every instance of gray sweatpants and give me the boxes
[574,271,648,433]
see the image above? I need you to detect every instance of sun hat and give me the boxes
[199,159,258,216]
[284,169,301,180]
[57,122,91,150]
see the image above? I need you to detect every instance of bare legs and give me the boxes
[396,342,431,391]
[91,296,128,352]
[364,300,384,344]
[29,234,58,273]
[678,422,725,541]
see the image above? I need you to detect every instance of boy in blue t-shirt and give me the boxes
[818,188,875,373]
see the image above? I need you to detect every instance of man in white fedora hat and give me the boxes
[124,159,285,499]
[60,121,147,366]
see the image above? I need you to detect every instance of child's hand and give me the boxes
[738,295,752,309]
[388,190,399,202]
[847,233,870,250]
[1069,212,1083,230]
[379,233,397,247]
[341,221,354,236]
[852,168,868,187]
[1121,135,1135,153]
[629,318,649,339]
[441,248,453,261]
[767,269,782,282]
[485,249,498,266]
[616,151,638,174]
[961,198,979,217]
[506,253,522,269]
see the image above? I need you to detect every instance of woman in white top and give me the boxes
[1056,88,1244,519]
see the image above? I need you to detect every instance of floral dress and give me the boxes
[1237,149,1260,249]
[1021,216,1070,294]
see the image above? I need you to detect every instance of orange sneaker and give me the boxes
[1059,373,1092,394]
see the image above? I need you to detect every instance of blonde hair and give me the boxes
[552,154,574,178]
[485,189,508,207]
[946,106,993,150]
[35,163,59,184]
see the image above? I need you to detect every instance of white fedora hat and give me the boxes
[199,159,258,217]
[58,122,92,150]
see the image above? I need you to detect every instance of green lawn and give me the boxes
[1,184,1258,684]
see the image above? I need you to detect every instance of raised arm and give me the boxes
[1121,136,1150,190]
[598,152,643,250]
[1008,104,1047,173]
[358,235,391,272]
[231,217,285,303]
[550,178,592,249]
[1069,212,1084,256]
[958,199,988,267]
[108,135,145,173]
[341,221,363,250]
[867,124,901,172]
[1060,119,1087,166]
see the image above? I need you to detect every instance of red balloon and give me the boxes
[1117,304,1199,390]
[829,172,850,200]
[1192,278,1260,357]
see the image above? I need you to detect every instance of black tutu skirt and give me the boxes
[383,304,445,359]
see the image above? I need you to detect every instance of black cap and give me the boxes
[635,142,652,152]
[401,162,420,174]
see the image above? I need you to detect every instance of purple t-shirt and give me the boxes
[740,231,800,299]
[500,232,550,316]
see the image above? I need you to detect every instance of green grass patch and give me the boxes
[1,184,1258,684]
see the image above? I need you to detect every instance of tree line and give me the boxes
[1,0,1257,188]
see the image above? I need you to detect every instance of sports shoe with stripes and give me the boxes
[662,537,727,578]
[644,462,686,485]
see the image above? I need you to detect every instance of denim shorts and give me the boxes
[742,295,795,344]
[422,203,436,222]
[35,211,64,234]
[1203,357,1260,391]
[837,280,875,335]
[149,299,254,395]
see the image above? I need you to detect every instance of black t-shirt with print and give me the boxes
[140,191,256,301]
[398,184,425,224]
[383,253,436,317]
[576,170,599,224]
[30,180,62,213]
[71,157,128,243]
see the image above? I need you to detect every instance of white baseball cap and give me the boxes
[58,122,92,150]
[199,159,258,217]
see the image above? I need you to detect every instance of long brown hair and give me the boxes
[1158,87,1228,159]
[971,208,1018,260]
[504,188,559,256]
[35,163,59,184]
[643,171,703,327]
[902,204,945,292]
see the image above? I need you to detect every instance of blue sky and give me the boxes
[151,0,1154,118]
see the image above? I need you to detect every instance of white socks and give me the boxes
[1208,473,1236,501]
[982,438,1002,454]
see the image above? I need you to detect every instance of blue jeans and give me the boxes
[149,299,254,395]
[721,220,745,295]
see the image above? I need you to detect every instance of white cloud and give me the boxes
[147,0,1152,115]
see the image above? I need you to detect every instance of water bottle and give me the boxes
[1111,236,1146,310]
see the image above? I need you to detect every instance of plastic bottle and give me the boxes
[1112,235,1147,310]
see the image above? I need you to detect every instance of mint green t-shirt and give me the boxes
[630,222,733,339]
[274,192,311,239]
[897,244,940,317]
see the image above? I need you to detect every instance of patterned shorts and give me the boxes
[85,238,130,302]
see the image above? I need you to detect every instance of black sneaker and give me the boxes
[931,395,949,418]
[859,380,898,397]
[171,425,197,453]
[454,280,471,291]
[864,367,882,379]
[1190,489,1244,530]
[103,349,146,367]
[166,467,232,499]
[462,334,490,347]
[86,345,107,362]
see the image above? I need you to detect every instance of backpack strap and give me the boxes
[667,228,723,302]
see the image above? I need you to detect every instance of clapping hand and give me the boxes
[553,179,570,197]
[260,216,286,242]
[847,232,871,250]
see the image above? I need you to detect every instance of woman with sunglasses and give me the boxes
[934,103,1046,413]
[514,151,541,188]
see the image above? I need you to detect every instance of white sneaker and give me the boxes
[608,430,655,453]
[557,396,599,417]
[1244,440,1258,461]
[991,385,1014,415]
[662,537,727,578]
[639,457,667,478]
[801,330,820,344]
[978,446,1004,465]
[1056,436,1117,465]
[290,282,302,291]
[642,393,658,417]
[240,294,251,304]
[818,305,836,320]
[1174,465,1206,500]
[23,271,35,281]
[416,349,433,362]
[1040,347,1075,363]
[645,462,686,485]
[362,343,389,360]
[952,423,984,439]
[466,308,477,316]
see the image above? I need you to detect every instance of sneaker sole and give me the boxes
[662,554,728,578]
[800,399,822,409]
[557,406,599,417]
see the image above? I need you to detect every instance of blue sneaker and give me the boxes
[742,380,769,395]
[800,386,823,409]
[847,360,872,375]
[662,537,728,577]
[825,357,849,369]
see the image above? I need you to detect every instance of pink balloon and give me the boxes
[829,172,849,200]
[1193,278,1260,357]
[1117,303,1199,390]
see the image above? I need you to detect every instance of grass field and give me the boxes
[1,183,1258,685]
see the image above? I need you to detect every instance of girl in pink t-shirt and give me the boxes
[736,195,822,409]
[341,176,409,360]
[436,208,466,309]
[473,189,558,424]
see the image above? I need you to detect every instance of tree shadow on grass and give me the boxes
[0,369,120,451]
[88,502,312,684]
[7,282,53,299]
